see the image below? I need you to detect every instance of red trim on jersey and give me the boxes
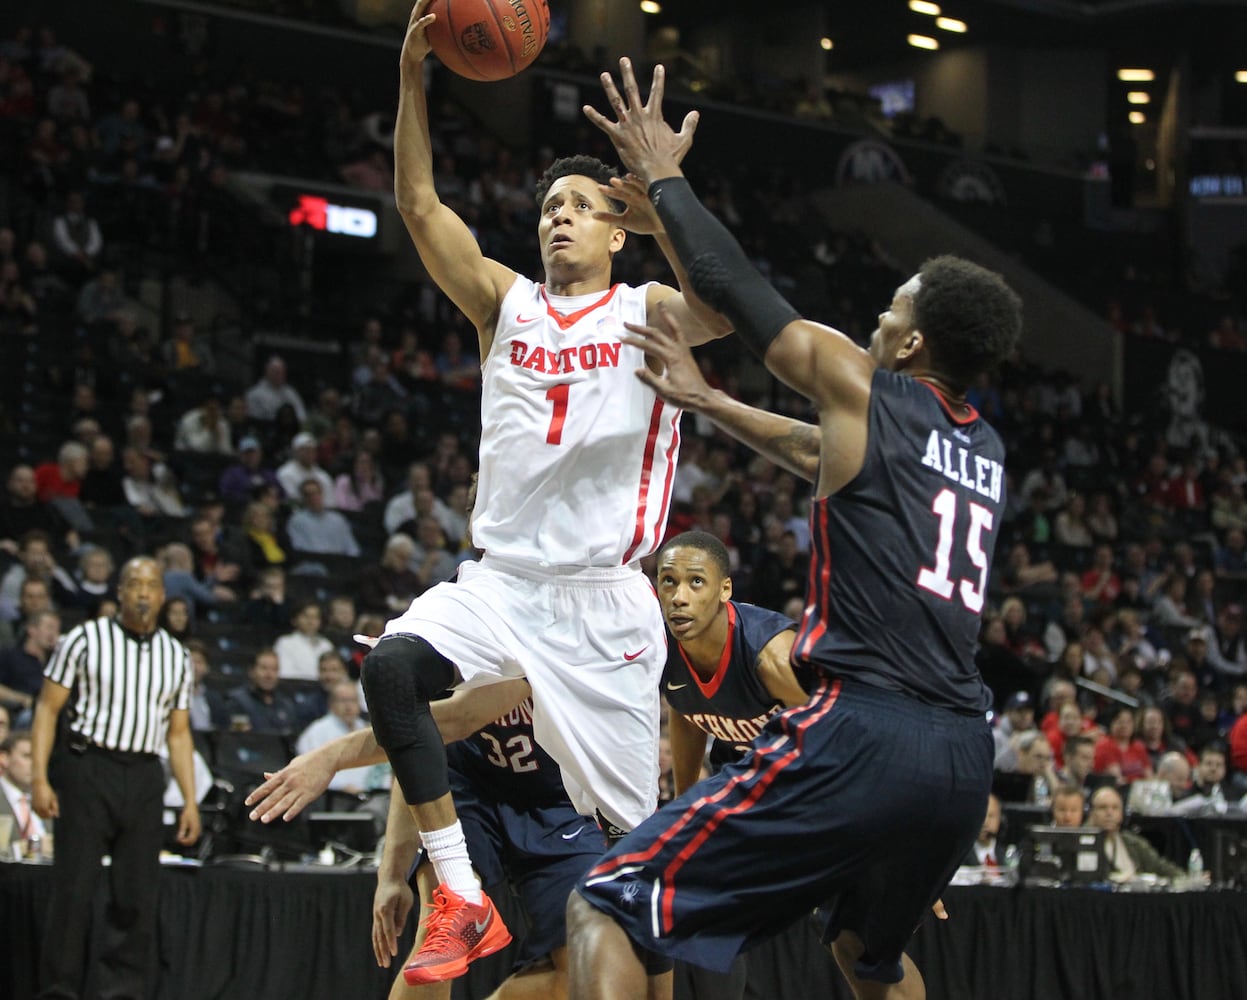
[540,284,621,330]
[918,380,979,425]
[622,398,666,564]
[678,601,736,698]
[795,500,831,662]
[585,680,842,935]
[649,406,681,554]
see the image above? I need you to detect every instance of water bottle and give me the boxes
[1032,774,1051,807]
[1003,844,1021,870]
[1210,784,1228,815]
[26,834,42,861]
[1187,847,1204,879]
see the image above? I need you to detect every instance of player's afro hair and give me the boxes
[659,530,732,579]
[913,256,1023,393]
[534,155,623,213]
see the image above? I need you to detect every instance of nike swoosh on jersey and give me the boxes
[561,826,587,840]
[666,682,687,691]
[516,313,539,323]
[623,647,649,661]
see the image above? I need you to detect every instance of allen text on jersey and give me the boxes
[920,429,1003,503]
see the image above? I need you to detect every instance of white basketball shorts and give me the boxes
[382,554,664,831]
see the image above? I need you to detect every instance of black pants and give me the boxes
[39,747,164,1000]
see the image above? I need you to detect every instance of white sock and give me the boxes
[420,822,482,905]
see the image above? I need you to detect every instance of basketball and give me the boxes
[425,0,550,82]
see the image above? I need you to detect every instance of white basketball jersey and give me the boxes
[473,276,681,567]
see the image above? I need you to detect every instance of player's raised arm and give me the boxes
[619,306,819,483]
[395,0,515,349]
[584,58,873,414]
[584,63,729,348]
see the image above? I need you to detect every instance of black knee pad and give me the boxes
[361,634,456,745]
[361,634,457,804]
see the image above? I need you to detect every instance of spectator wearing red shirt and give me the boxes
[1165,457,1206,513]
[1094,705,1154,783]
[1039,678,1078,738]
[33,440,88,502]
[1080,544,1121,607]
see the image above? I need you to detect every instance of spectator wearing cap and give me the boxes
[993,690,1036,770]
[161,313,215,375]
[1207,603,1247,682]
[173,395,232,454]
[277,433,335,506]
[245,355,306,423]
[218,437,282,506]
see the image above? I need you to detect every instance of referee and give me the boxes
[29,556,201,1000]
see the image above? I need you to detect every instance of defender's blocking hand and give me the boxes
[583,58,699,184]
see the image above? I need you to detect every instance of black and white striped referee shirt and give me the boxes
[44,616,191,755]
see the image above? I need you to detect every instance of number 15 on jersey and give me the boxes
[916,487,993,613]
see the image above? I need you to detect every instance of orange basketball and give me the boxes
[425,0,550,82]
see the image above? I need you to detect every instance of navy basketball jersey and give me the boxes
[663,600,795,762]
[791,369,1005,714]
[446,696,570,809]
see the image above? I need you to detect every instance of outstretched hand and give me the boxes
[245,752,337,823]
[583,58,699,184]
[619,304,714,411]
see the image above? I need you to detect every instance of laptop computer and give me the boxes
[1020,825,1109,885]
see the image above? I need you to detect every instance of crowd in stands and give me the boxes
[1,16,1247,858]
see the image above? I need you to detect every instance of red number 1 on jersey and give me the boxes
[545,384,570,445]
[917,487,993,612]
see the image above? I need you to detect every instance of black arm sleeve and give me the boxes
[649,175,801,359]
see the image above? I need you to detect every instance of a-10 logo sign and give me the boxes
[288,194,377,238]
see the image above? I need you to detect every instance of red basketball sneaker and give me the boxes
[403,885,512,985]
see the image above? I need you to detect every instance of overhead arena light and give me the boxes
[936,17,967,33]
[1127,91,1151,105]
[1117,69,1155,82]
[907,34,940,51]
[820,37,835,51]
[1129,111,1146,125]
[639,1,661,14]
[909,1,942,15]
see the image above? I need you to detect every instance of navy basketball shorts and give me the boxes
[576,677,993,981]
[449,779,609,967]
